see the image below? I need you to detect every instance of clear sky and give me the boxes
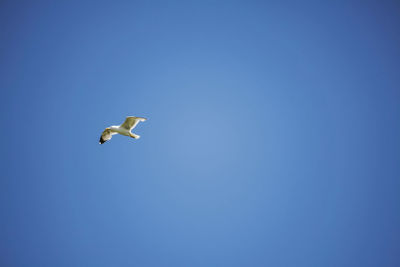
[1,1,399,266]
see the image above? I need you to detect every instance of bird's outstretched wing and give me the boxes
[120,116,147,130]
[99,129,112,144]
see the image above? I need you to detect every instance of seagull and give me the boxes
[99,116,147,144]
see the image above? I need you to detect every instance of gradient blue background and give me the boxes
[1,1,399,266]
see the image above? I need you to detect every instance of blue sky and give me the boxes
[1,1,399,266]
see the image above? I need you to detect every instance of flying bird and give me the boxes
[99,116,147,144]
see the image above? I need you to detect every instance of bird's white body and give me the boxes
[99,116,146,144]
[109,126,131,136]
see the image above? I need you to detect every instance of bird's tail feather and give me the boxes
[131,133,140,139]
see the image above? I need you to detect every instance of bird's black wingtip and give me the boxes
[99,137,106,144]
